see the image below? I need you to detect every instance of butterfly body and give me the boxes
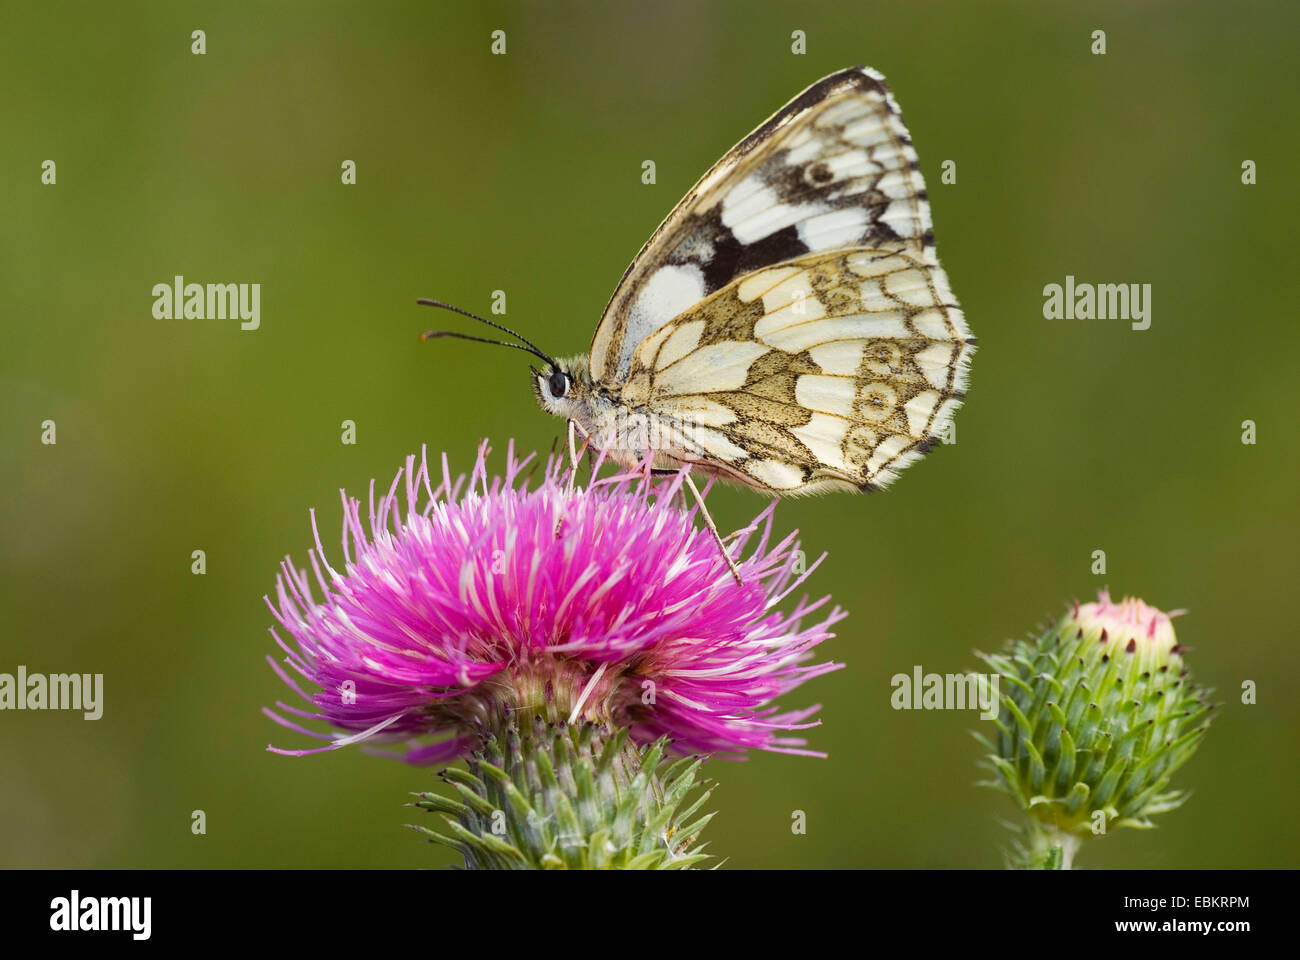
[535,352,797,491]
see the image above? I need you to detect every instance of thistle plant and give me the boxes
[264,442,844,868]
[974,592,1213,869]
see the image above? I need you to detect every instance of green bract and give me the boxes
[410,716,715,870]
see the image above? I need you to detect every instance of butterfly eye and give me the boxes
[548,369,569,398]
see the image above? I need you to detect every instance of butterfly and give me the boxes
[421,66,974,576]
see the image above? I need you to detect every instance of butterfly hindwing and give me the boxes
[621,248,972,493]
[590,66,938,384]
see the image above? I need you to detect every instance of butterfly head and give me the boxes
[532,354,596,423]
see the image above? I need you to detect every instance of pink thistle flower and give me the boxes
[264,442,846,765]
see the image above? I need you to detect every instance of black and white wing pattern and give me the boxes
[590,66,973,493]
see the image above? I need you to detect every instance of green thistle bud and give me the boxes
[974,591,1214,868]
[409,715,715,870]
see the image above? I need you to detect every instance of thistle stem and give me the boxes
[1020,820,1082,870]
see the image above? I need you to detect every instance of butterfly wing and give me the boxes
[589,65,973,493]
[619,249,971,492]
[591,66,947,381]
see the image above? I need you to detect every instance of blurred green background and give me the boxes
[3,0,1297,869]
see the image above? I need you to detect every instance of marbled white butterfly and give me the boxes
[422,67,974,575]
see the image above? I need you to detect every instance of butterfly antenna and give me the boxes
[417,298,557,367]
[418,329,557,365]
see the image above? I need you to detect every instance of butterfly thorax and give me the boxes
[534,354,704,473]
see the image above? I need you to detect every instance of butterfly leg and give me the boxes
[682,472,743,585]
[566,419,580,489]
[556,419,590,539]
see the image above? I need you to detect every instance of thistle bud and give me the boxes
[975,592,1213,868]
